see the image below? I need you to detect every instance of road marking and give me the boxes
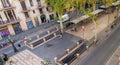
[106,46,120,65]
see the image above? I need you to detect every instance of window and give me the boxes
[33,10,35,13]
[37,0,41,6]
[0,15,3,24]
[20,1,27,10]
[39,9,43,14]
[29,0,33,6]
[1,0,10,7]
[24,12,29,18]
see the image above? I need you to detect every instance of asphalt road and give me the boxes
[76,25,120,65]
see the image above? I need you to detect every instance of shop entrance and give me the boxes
[49,14,54,20]
[40,14,46,23]
[26,20,34,29]
[13,23,22,34]
[0,28,10,39]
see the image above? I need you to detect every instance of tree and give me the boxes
[45,0,66,33]
[0,57,4,65]
[77,0,99,42]
[101,0,115,31]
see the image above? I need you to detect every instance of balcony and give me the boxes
[1,4,15,11]
[38,4,43,9]
[0,18,20,27]
[22,7,30,13]
[19,0,24,1]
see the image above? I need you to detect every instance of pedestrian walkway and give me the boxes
[5,49,44,65]
[0,21,58,51]
[13,21,58,41]
[0,9,119,65]
[106,46,120,65]
[66,9,117,41]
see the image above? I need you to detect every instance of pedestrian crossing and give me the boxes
[5,49,44,65]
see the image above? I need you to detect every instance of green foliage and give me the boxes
[45,0,115,26]
[65,22,74,28]
[101,0,116,6]
[0,57,4,65]
[54,17,59,21]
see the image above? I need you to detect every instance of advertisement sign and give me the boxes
[27,21,34,29]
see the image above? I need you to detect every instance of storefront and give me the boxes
[0,28,10,39]
[13,23,22,34]
[26,20,34,29]
[40,14,46,23]
[49,14,54,20]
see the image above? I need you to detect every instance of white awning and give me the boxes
[71,9,104,24]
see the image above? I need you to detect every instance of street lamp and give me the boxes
[8,35,18,53]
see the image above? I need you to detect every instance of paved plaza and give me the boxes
[0,8,120,65]
[66,9,116,41]
[5,49,44,65]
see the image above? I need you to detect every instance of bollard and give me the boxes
[76,42,80,46]
[54,57,58,64]
[31,44,34,49]
[86,46,89,51]
[54,33,57,37]
[66,49,70,54]
[47,31,50,34]
[43,38,46,42]
[24,41,27,45]
[76,53,80,58]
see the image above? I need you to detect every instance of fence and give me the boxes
[24,27,61,49]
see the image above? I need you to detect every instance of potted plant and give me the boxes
[0,57,4,65]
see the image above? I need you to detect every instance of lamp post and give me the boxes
[8,36,18,53]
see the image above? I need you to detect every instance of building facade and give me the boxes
[0,0,54,40]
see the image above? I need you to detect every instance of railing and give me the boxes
[3,4,11,8]
[22,7,30,12]
[38,4,43,9]
[0,18,20,26]
[25,27,61,49]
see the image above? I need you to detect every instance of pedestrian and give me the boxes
[59,31,63,38]
[2,53,8,62]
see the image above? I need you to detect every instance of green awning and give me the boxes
[112,1,120,6]
[40,15,46,19]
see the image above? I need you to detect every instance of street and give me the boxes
[76,24,120,65]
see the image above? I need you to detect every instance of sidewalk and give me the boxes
[66,9,117,41]
[106,46,120,65]
[12,21,58,41]
[0,21,59,54]
[0,9,119,65]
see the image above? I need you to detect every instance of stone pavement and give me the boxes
[30,32,80,65]
[66,9,117,41]
[0,32,81,65]
[0,21,58,54]
[106,46,120,65]
[13,21,58,41]
[0,9,119,65]
[5,49,44,65]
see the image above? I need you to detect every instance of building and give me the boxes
[0,0,54,40]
